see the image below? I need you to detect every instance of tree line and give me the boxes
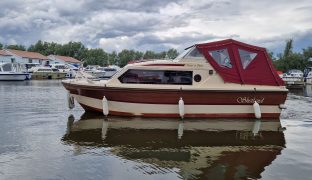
[271,39,312,72]
[1,39,311,71]
[0,40,178,67]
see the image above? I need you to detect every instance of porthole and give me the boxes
[194,74,201,82]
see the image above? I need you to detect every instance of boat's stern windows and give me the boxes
[118,69,193,85]
[208,49,232,68]
[238,49,257,69]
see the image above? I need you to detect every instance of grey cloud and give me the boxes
[83,0,182,13]
[0,0,311,54]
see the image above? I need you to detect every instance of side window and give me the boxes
[2,63,12,71]
[209,49,232,68]
[119,69,193,85]
[238,49,257,69]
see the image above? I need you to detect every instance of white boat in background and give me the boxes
[83,65,106,79]
[24,62,40,71]
[282,69,304,87]
[0,63,30,81]
[306,71,312,84]
[97,65,121,78]
[304,67,312,84]
[50,64,78,78]
[28,66,67,79]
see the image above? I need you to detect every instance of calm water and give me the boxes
[0,81,312,180]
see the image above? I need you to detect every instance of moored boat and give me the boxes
[62,39,288,118]
[282,69,304,88]
[0,63,30,81]
[50,64,77,78]
[98,65,121,79]
[304,67,312,84]
[29,66,67,80]
[83,65,106,79]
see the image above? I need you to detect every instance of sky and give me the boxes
[0,0,311,54]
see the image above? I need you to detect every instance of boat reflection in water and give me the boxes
[62,113,285,180]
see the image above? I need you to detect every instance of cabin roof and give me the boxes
[195,39,284,86]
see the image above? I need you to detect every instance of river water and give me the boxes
[0,81,311,180]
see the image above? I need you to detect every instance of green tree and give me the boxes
[82,48,108,66]
[283,39,293,58]
[166,48,178,59]
[0,42,3,50]
[109,51,119,65]
[273,39,309,71]
[6,44,26,51]
[118,49,138,67]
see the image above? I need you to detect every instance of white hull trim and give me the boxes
[0,74,27,81]
[72,94,282,116]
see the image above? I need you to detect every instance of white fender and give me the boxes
[102,96,109,116]
[67,93,75,109]
[253,101,261,119]
[252,120,261,136]
[279,104,287,109]
[178,97,185,119]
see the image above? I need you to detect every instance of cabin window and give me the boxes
[238,49,257,69]
[185,48,204,58]
[2,63,12,71]
[119,69,193,85]
[209,49,232,68]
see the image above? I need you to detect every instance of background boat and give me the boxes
[0,63,30,81]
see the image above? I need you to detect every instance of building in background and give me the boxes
[4,49,49,65]
[48,55,81,67]
[0,50,13,63]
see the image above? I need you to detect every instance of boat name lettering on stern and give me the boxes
[236,97,265,104]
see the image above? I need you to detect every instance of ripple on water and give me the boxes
[0,81,312,180]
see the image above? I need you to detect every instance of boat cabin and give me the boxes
[112,39,283,88]
[0,63,26,72]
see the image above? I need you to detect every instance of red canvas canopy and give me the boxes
[196,39,284,86]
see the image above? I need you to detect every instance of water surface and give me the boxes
[0,81,311,180]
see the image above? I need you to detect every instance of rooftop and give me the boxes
[6,49,48,60]
[0,50,12,56]
[50,55,81,63]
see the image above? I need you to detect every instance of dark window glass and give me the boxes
[2,63,12,71]
[119,69,193,85]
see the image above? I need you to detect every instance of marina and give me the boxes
[1,0,312,179]
[0,80,311,179]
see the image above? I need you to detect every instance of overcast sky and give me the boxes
[0,0,311,54]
